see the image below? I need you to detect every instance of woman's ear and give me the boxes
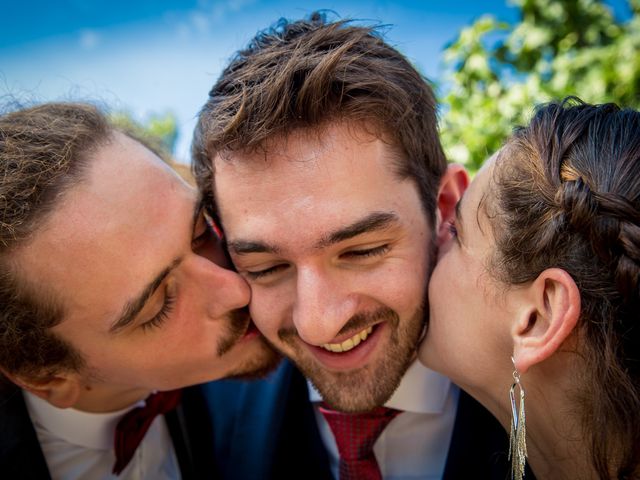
[4,370,82,409]
[435,164,469,245]
[512,268,581,374]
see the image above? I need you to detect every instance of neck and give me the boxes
[74,384,152,413]
[472,355,598,479]
[520,383,596,479]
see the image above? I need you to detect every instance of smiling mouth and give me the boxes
[321,326,374,353]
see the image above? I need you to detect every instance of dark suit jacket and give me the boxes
[0,380,218,480]
[201,360,526,480]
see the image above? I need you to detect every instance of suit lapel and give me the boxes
[443,390,518,480]
[0,381,226,480]
[165,385,219,480]
[0,382,52,479]
[224,360,330,477]
[268,363,332,479]
[201,360,332,479]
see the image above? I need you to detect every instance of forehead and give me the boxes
[15,132,194,320]
[218,123,397,179]
[213,123,422,244]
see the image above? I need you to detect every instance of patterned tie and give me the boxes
[112,389,182,475]
[319,404,401,480]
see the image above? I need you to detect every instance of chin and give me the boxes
[226,344,283,381]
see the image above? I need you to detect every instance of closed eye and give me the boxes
[340,244,390,259]
[244,263,289,280]
[140,292,175,332]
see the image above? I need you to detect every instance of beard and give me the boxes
[216,309,252,356]
[269,233,437,412]
[217,309,282,380]
[272,304,426,413]
[225,336,282,380]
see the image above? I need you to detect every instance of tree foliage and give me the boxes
[438,0,640,172]
[109,111,179,160]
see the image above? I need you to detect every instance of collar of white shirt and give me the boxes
[307,359,452,413]
[308,359,459,479]
[23,391,145,450]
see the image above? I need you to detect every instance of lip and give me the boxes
[240,319,260,342]
[305,323,385,371]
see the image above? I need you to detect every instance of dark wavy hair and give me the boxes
[0,102,113,382]
[491,98,640,479]
[192,11,446,224]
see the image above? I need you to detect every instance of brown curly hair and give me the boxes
[192,11,446,225]
[491,98,640,479]
[0,102,113,382]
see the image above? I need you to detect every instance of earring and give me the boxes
[508,356,527,480]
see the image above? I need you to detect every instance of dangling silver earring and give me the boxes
[508,356,527,480]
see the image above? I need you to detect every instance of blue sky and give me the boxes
[0,0,630,162]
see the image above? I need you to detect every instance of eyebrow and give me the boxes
[316,211,399,248]
[228,240,281,256]
[227,211,399,256]
[109,201,201,333]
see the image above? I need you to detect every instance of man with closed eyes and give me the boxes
[0,102,279,479]
[191,12,521,480]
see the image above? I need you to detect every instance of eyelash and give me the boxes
[141,293,175,332]
[245,264,287,280]
[244,245,390,280]
[340,244,390,259]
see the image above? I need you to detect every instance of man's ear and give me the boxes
[435,164,469,245]
[4,370,82,409]
[512,268,581,374]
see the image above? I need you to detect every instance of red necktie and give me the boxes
[319,404,401,480]
[112,389,182,475]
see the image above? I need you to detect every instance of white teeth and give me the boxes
[322,326,374,353]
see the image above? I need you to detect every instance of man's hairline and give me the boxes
[6,131,201,336]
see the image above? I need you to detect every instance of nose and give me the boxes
[195,256,251,317]
[292,266,358,345]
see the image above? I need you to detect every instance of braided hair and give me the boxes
[490,98,640,479]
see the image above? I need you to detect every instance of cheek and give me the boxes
[248,286,288,337]
[377,250,430,315]
[428,252,464,324]
[422,254,471,371]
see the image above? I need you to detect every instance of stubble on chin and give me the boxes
[216,310,283,379]
[225,337,282,380]
[274,306,425,413]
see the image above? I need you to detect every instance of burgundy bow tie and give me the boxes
[112,389,182,475]
[319,404,401,480]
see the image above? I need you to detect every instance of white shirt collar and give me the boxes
[307,359,451,414]
[24,391,145,450]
